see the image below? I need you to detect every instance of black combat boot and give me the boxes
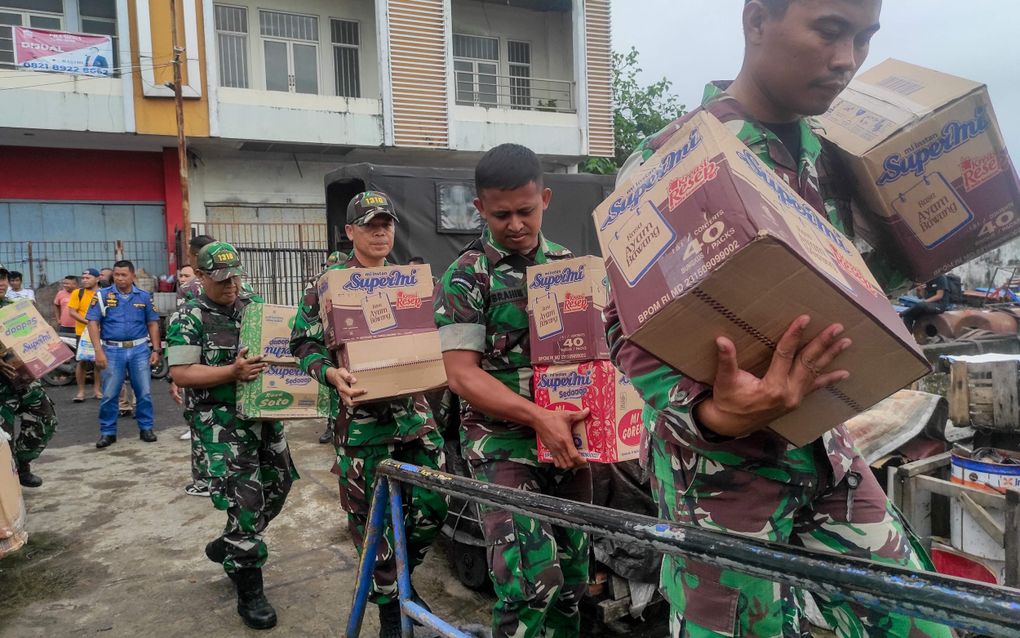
[378,600,402,638]
[17,462,42,488]
[233,568,277,630]
[205,537,227,564]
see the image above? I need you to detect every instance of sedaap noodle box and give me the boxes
[817,59,1020,282]
[533,361,642,464]
[239,303,297,364]
[317,265,435,348]
[593,110,930,446]
[0,299,73,389]
[237,363,331,420]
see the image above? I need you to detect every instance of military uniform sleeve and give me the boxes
[290,283,334,385]
[166,305,203,366]
[433,254,486,353]
[605,297,714,448]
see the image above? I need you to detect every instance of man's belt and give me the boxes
[103,337,150,348]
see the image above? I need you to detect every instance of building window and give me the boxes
[331,19,359,98]
[259,9,318,94]
[508,40,531,109]
[215,4,248,88]
[453,33,498,108]
[0,1,63,70]
[79,0,118,73]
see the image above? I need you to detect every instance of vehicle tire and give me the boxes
[151,357,169,380]
[41,365,76,386]
[450,541,490,592]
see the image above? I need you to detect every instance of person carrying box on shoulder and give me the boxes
[604,2,954,637]
[434,144,593,638]
[166,242,298,631]
[289,191,448,638]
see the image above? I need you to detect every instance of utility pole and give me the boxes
[170,0,191,264]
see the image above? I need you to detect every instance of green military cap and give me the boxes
[197,241,246,282]
[347,191,399,226]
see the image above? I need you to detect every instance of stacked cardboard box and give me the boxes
[237,303,331,420]
[0,299,73,389]
[592,110,930,446]
[317,265,446,404]
[527,257,640,463]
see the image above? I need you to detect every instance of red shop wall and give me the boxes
[0,146,184,271]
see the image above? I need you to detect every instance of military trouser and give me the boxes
[192,408,297,574]
[0,380,58,465]
[335,429,447,605]
[184,408,210,489]
[471,459,592,638]
[649,435,955,638]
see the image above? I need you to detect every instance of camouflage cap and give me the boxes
[347,191,399,226]
[197,241,246,282]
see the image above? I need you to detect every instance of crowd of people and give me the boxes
[1,2,964,638]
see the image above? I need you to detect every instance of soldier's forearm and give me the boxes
[170,363,236,389]
[443,352,546,429]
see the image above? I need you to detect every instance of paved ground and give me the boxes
[0,382,669,637]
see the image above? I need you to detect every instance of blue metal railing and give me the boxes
[344,460,1020,638]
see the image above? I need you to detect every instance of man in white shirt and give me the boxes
[5,271,35,301]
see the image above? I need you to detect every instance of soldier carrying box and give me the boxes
[290,191,447,638]
[167,242,298,631]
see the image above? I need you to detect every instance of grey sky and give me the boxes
[611,1,1020,153]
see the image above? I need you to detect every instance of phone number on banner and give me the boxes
[19,61,110,76]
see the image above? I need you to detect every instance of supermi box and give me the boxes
[817,59,1020,281]
[593,110,930,446]
[527,256,610,364]
[338,331,447,405]
[317,265,435,348]
[533,361,642,464]
[237,363,332,420]
[0,299,74,388]
[239,303,297,364]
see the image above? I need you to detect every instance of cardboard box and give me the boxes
[0,435,28,559]
[240,303,297,364]
[0,299,74,388]
[317,265,435,348]
[237,363,332,420]
[592,110,931,446]
[527,256,611,364]
[338,331,447,405]
[817,59,1020,282]
[533,361,642,464]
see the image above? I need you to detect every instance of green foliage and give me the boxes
[582,47,686,175]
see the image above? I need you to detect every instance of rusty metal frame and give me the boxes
[344,460,1020,638]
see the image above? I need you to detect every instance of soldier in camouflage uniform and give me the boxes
[606,2,953,637]
[167,242,297,631]
[290,192,447,638]
[435,144,592,638]
[0,269,58,488]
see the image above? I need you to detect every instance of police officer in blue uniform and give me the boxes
[86,260,162,448]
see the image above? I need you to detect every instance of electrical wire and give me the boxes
[0,61,176,91]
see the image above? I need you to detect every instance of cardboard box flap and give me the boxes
[343,331,443,373]
[856,59,983,112]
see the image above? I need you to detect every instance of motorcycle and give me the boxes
[41,334,169,386]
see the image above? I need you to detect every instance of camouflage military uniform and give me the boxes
[434,230,592,638]
[607,83,952,638]
[290,252,447,606]
[176,279,263,492]
[0,298,58,467]
[167,293,297,574]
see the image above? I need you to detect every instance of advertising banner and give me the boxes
[12,27,113,77]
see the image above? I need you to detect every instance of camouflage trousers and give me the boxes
[649,435,955,638]
[185,409,210,489]
[334,429,447,605]
[192,407,298,574]
[471,459,592,638]
[0,380,58,465]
